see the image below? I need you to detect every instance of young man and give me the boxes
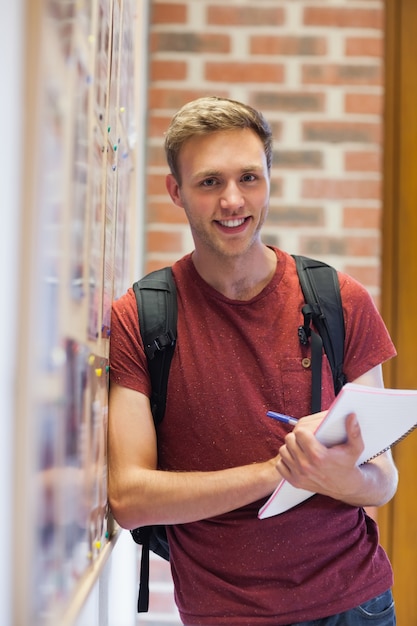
[108,97,398,625]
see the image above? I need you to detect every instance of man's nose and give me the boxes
[219,181,244,211]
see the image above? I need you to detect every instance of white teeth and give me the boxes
[218,218,245,228]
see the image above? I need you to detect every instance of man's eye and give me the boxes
[202,178,217,187]
[242,173,256,182]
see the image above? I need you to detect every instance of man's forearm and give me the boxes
[108,457,282,529]
[334,452,398,508]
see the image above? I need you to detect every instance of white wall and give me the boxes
[75,532,137,626]
[0,0,140,623]
[0,0,24,623]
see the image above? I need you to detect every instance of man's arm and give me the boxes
[107,382,283,529]
[277,365,399,507]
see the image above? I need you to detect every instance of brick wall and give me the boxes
[145,0,385,303]
[141,1,384,623]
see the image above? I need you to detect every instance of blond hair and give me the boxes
[164,96,273,183]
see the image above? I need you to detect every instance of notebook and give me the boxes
[258,383,417,519]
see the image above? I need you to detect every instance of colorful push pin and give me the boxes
[88,354,95,365]
[95,368,103,377]
[95,541,101,550]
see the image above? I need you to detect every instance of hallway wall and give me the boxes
[0,1,25,623]
[8,0,146,623]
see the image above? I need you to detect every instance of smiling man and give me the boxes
[108,97,398,626]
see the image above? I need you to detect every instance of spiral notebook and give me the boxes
[258,383,417,519]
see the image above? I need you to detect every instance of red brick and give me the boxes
[147,145,167,168]
[345,37,383,57]
[208,6,285,26]
[345,151,381,172]
[273,150,323,169]
[266,205,325,227]
[150,2,187,24]
[250,36,327,56]
[301,235,380,257]
[302,178,381,200]
[345,92,383,115]
[343,206,381,229]
[270,176,283,197]
[148,88,228,110]
[145,259,178,274]
[150,32,230,54]
[147,201,188,225]
[346,236,380,257]
[149,554,176,583]
[147,173,168,196]
[147,230,183,253]
[302,63,381,86]
[148,114,173,138]
[301,235,346,256]
[252,91,325,113]
[268,121,284,141]
[303,7,383,29]
[205,62,284,83]
[303,121,381,144]
[148,588,178,614]
[150,60,187,81]
[344,265,381,289]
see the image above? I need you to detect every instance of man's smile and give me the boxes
[216,217,249,229]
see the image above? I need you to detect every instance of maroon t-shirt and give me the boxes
[110,248,396,625]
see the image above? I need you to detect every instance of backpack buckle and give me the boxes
[298,304,313,345]
[146,329,176,359]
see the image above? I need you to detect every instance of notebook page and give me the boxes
[259,383,417,519]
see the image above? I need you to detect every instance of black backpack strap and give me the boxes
[137,528,151,612]
[132,266,177,612]
[132,266,177,425]
[293,255,346,413]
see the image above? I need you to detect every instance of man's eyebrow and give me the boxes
[192,169,222,180]
[240,164,264,173]
[192,164,264,180]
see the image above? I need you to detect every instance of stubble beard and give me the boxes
[184,199,269,262]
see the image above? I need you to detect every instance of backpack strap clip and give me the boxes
[146,329,176,360]
[298,304,313,345]
[298,303,323,345]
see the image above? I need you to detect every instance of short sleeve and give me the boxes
[109,288,151,396]
[340,273,396,382]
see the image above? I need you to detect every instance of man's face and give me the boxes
[166,128,271,261]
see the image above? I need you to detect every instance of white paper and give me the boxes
[259,383,417,519]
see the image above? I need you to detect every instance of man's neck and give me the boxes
[192,244,277,301]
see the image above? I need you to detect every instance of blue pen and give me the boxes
[267,411,299,426]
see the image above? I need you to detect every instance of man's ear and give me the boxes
[166,174,183,207]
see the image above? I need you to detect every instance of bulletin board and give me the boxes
[14,0,140,623]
